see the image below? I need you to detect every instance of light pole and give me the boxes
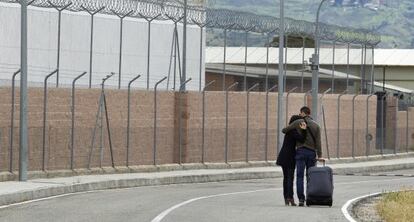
[182,0,188,90]
[311,0,329,121]
[277,0,285,153]
[19,0,29,181]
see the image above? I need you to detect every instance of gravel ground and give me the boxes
[352,195,384,222]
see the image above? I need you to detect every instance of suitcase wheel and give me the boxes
[306,199,332,207]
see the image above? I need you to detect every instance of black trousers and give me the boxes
[282,167,295,199]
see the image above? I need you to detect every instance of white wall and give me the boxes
[0,2,205,90]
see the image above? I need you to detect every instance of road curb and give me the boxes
[333,161,414,175]
[0,170,281,207]
[0,156,413,208]
[0,152,412,182]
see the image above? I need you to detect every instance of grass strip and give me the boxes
[376,190,414,222]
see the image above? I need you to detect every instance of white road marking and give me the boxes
[151,177,414,222]
[0,190,101,210]
[341,187,414,222]
[0,182,193,210]
[0,176,412,221]
[150,188,281,222]
[341,192,381,222]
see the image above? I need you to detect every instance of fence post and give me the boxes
[178,78,192,165]
[139,14,161,90]
[222,29,227,91]
[201,80,216,164]
[285,87,298,125]
[42,69,58,171]
[346,43,350,90]
[102,79,115,168]
[331,41,336,93]
[365,94,375,157]
[380,92,389,156]
[70,72,87,170]
[265,33,270,92]
[48,1,72,88]
[225,82,238,163]
[336,90,347,159]
[221,24,235,91]
[126,74,141,167]
[153,77,167,165]
[283,35,288,92]
[304,89,312,106]
[166,17,183,91]
[112,10,134,89]
[406,99,410,153]
[81,5,105,88]
[394,95,398,155]
[10,69,20,173]
[320,88,331,159]
[370,46,375,94]
[190,18,208,92]
[301,36,306,93]
[243,29,253,91]
[246,83,259,162]
[265,85,277,162]
[351,93,359,158]
[360,44,366,93]
[87,73,115,169]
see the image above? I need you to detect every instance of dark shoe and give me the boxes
[298,199,305,207]
[287,198,297,206]
[284,199,289,206]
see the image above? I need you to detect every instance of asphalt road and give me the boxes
[0,174,413,222]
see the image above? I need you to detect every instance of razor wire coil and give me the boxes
[3,0,380,45]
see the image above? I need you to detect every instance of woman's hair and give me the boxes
[289,115,303,124]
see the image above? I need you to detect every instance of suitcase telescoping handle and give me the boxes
[317,158,326,167]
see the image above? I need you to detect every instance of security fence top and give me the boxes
[267,85,277,92]
[5,0,380,45]
[203,80,215,91]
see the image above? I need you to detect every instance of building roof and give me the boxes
[206,63,360,80]
[206,47,414,67]
[206,63,414,94]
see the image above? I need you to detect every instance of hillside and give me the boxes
[206,0,414,48]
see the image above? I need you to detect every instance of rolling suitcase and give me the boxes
[306,160,334,207]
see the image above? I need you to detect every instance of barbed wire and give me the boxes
[2,0,380,45]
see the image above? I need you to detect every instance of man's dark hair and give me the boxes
[300,106,311,115]
[289,115,303,124]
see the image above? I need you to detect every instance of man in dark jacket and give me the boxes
[282,106,322,206]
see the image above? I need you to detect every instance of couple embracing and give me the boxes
[276,106,323,207]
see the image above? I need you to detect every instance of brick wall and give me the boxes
[307,94,378,158]
[396,107,414,152]
[0,87,388,172]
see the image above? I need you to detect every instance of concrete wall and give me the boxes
[0,2,205,90]
[0,87,383,171]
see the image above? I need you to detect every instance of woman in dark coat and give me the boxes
[276,115,306,206]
